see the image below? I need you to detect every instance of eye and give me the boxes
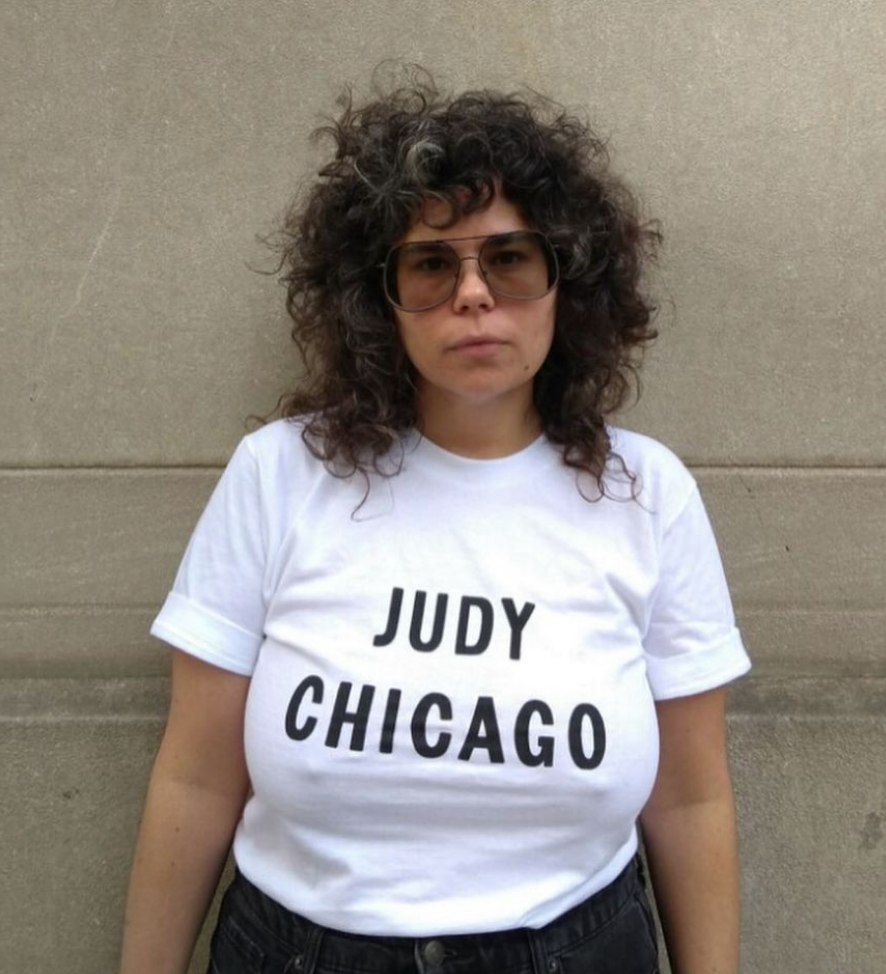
[412,254,453,273]
[482,232,543,269]
[487,247,527,267]
[399,243,457,276]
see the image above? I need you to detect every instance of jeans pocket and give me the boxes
[208,910,266,974]
[555,896,659,974]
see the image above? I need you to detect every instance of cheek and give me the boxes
[527,308,557,366]
[392,313,413,356]
[393,316,430,373]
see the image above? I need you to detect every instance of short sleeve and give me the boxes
[643,485,751,699]
[150,439,268,675]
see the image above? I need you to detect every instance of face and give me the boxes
[389,193,557,428]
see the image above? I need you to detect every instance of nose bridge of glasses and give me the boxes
[452,251,493,296]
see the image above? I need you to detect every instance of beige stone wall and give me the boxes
[2,1,884,971]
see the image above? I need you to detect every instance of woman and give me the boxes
[120,75,751,974]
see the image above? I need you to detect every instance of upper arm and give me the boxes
[641,686,733,815]
[154,650,252,802]
[643,485,750,701]
[150,437,269,676]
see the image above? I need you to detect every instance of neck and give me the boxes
[416,388,542,459]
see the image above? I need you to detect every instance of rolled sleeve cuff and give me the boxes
[150,590,262,676]
[644,628,751,700]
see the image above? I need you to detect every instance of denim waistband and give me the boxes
[219,855,649,974]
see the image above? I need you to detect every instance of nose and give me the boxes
[452,256,495,312]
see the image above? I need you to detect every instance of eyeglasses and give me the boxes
[381,230,559,312]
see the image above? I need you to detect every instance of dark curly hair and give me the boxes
[269,69,661,494]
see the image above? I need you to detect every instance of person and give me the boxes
[119,71,751,974]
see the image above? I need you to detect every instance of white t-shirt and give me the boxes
[151,419,750,936]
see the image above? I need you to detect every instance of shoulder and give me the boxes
[234,416,388,516]
[215,418,336,509]
[236,417,323,474]
[607,426,691,477]
[605,426,698,522]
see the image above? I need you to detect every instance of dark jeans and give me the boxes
[208,857,659,974]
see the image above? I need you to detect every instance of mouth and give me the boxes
[451,335,504,350]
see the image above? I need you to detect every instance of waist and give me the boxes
[220,854,649,971]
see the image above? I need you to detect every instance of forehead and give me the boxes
[400,193,530,246]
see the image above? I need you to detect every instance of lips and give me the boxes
[451,335,504,350]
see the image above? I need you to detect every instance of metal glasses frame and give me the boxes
[380,230,560,312]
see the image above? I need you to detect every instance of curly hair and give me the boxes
[269,68,661,494]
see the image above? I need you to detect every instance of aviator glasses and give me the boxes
[382,230,559,312]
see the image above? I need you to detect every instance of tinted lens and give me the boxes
[383,231,558,311]
[386,241,460,311]
[480,232,557,299]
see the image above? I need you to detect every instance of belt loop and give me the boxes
[527,927,557,974]
[286,921,325,974]
[413,939,426,974]
[636,852,648,887]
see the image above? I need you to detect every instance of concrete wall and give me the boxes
[2,1,884,971]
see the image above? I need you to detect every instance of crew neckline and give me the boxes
[402,429,559,488]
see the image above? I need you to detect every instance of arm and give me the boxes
[639,686,740,974]
[119,650,251,974]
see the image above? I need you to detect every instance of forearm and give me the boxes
[640,790,740,974]
[119,769,247,974]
